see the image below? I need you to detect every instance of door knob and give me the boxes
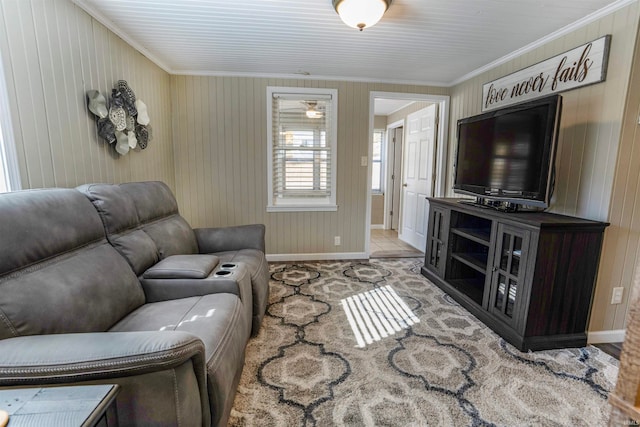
[403,183,408,187]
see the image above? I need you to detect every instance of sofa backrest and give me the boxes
[119,182,198,258]
[78,183,160,275]
[78,182,198,275]
[0,189,145,340]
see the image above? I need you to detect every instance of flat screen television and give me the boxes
[453,95,562,209]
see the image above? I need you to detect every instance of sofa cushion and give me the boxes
[76,183,139,236]
[109,293,250,427]
[119,182,199,258]
[119,181,179,223]
[0,189,105,275]
[139,262,253,338]
[77,183,159,275]
[110,230,160,275]
[0,189,145,339]
[0,245,145,339]
[143,255,220,279]
[143,215,198,258]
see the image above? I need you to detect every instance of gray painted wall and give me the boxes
[170,76,448,256]
[0,0,175,190]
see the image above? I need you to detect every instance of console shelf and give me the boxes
[451,252,488,273]
[422,198,608,351]
[451,228,491,246]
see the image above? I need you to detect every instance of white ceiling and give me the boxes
[74,0,630,86]
[374,99,415,116]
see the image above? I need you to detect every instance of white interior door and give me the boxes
[400,105,437,251]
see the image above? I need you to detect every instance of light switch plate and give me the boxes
[611,287,624,304]
[361,156,368,167]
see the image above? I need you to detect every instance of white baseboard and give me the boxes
[370,224,384,230]
[587,329,626,344]
[266,252,369,262]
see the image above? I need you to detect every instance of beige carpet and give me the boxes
[230,258,618,426]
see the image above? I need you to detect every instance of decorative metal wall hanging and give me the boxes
[86,80,152,155]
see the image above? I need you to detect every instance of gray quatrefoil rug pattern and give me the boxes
[229,258,618,426]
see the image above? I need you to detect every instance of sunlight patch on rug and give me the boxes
[341,285,419,348]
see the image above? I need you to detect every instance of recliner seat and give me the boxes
[78,181,268,335]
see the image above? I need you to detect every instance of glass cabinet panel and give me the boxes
[490,224,529,328]
[425,208,448,278]
[506,278,517,317]
[495,276,506,311]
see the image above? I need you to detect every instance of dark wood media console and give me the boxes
[421,198,608,351]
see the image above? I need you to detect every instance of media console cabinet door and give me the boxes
[488,223,531,332]
[425,206,449,278]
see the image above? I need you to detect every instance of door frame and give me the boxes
[365,92,450,256]
[385,120,404,230]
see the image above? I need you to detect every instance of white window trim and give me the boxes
[266,86,338,212]
[371,129,385,195]
[0,51,21,192]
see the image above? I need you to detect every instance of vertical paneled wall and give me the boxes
[0,0,174,190]
[448,3,640,333]
[170,76,448,255]
[595,23,640,332]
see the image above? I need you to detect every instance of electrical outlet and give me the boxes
[611,287,624,304]
[334,236,341,246]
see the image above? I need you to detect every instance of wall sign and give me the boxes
[482,35,611,111]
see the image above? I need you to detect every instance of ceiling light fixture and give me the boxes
[333,0,392,31]
[306,105,323,119]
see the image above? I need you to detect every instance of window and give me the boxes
[267,87,337,212]
[372,130,385,193]
[0,55,20,193]
[0,131,10,193]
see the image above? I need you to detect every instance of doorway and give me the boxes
[386,124,403,230]
[366,92,450,257]
[370,228,423,258]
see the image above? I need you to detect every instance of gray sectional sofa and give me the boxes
[0,181,269,427]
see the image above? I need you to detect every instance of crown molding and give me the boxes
[449,0,638,87]
[71,0,174,74]
[170,69,449,88]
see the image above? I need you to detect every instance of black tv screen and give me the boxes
[454,95,562,208]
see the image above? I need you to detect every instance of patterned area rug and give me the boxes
[229,258,619,426]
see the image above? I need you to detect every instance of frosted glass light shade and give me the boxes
[333,0,391,31]
[306,109,323,119]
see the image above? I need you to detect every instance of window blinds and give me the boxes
[271,93,334,203]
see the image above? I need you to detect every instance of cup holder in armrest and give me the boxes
[220,263,237,270]
[214,270,232,277]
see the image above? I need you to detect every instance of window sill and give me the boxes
[267,204,338,213]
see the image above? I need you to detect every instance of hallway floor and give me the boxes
[370,229,424,258]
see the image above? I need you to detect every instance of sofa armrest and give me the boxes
[141,277,241,302]
[0,331,210,425]
[143,255,220,279]
[0,331,205,383]
[194,224,265,253]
